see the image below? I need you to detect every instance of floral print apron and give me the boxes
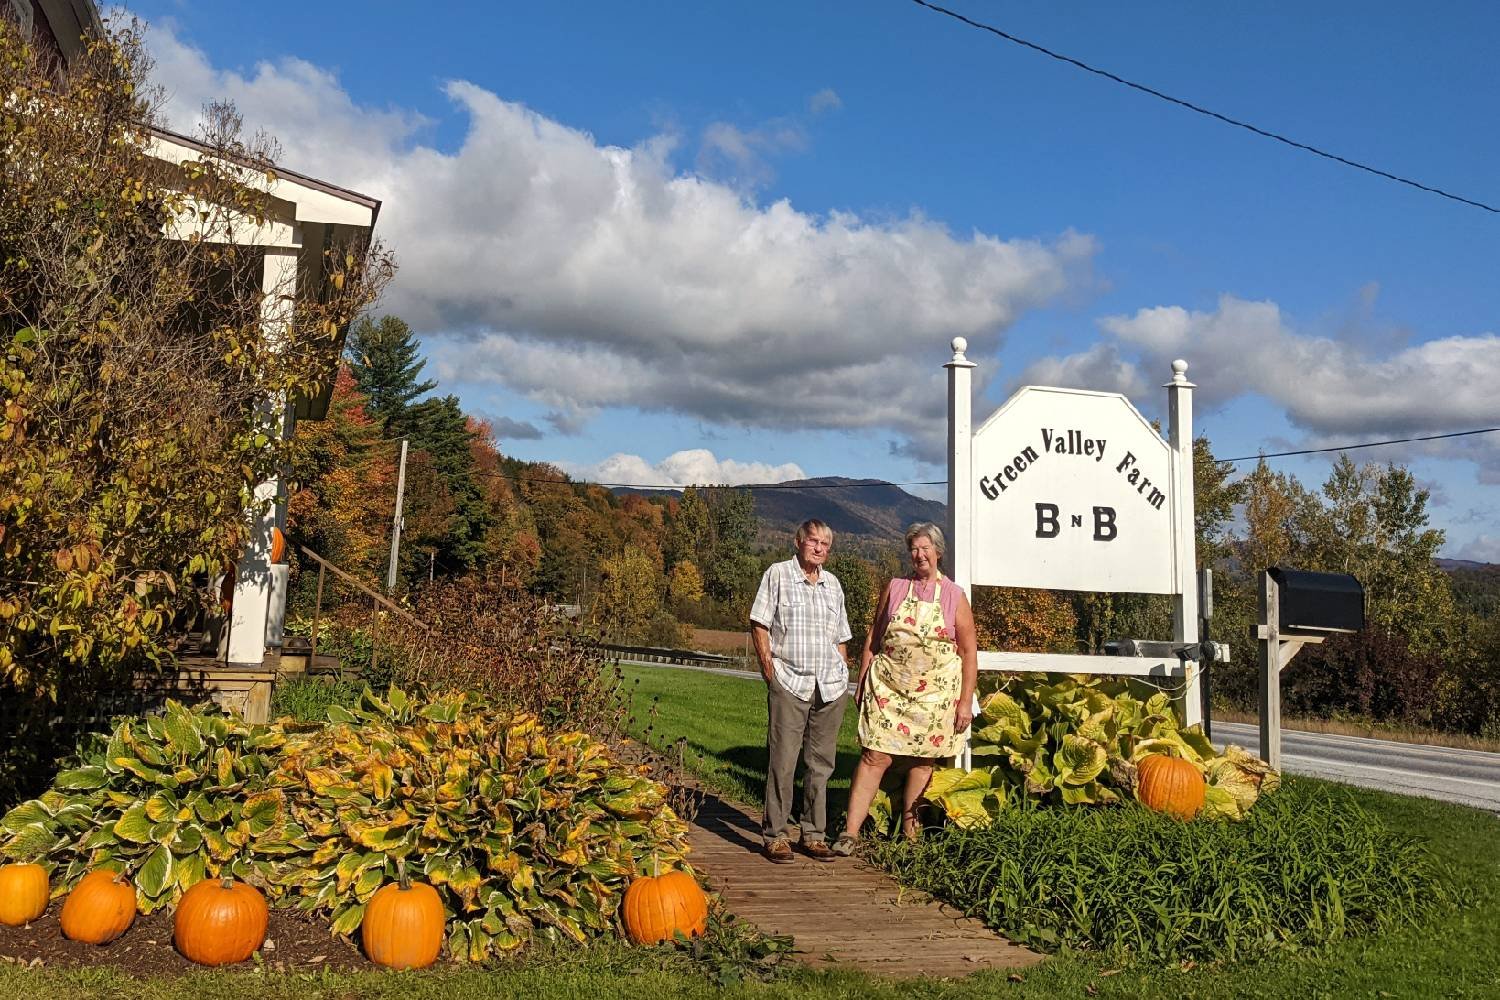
[858,577,963,757]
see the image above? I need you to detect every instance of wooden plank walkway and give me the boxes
[688,794,1041,978]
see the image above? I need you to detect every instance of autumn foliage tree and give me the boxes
[284,367,395,580]
[0,22,391,697]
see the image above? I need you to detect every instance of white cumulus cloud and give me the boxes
[142,21,1096,468]
[567,450,807,488]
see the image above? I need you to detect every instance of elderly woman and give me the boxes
[832,522,977,853]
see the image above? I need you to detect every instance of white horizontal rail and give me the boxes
[976,651,1187,678]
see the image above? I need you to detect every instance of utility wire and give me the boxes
[470,469,947,491]
[909,0,1499,215]
[388,428,1500,493]
[1219,426,1500,464]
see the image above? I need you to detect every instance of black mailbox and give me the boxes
[1268,567,1364,633]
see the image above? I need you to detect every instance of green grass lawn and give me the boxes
[618,664,1500,999]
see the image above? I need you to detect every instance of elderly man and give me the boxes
[749,518,852,864]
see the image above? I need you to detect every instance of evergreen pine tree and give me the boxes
[346,314,436,435]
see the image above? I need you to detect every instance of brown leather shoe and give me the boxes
[802,839,837,863]
[763,838,795,864]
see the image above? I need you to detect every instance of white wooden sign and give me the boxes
[971,387,1175,594]
[944,338,1203,732]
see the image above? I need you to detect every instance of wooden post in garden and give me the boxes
[1258,571,1282,770]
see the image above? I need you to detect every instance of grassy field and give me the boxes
[619,664,1500,999]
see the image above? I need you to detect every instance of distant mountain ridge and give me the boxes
[614,476,945,544]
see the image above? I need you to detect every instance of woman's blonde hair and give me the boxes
[904,521,946,558]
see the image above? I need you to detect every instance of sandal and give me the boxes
[830,833,858,857]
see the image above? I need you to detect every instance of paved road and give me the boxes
[1210,721,1500,813]
[620,660,1500,813]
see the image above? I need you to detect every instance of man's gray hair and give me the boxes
[904,521,946,558]
[795,519,833,545]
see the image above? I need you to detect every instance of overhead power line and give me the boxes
[909,0,1499,214]
[1219,426,1500,464]
[470,469,947,491]
[392,428,1499,496]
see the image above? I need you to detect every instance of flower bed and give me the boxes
[0,688,693,966]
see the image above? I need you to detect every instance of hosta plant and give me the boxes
[915,674,1279,830]
[271,687,691,962]
[0,700,305,911]
[0,689,691,961]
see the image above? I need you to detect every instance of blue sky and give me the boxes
[125,2,1499,560]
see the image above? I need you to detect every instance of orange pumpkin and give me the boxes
[270,527,286,564]
[622,866,708,945]
[173,876,268,966]
[60,870,136,944]
[362,879,445,970]
[1137,754,1206,819]
[0,863,49,926]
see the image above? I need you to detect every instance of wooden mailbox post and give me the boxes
[1256,567,1364,770]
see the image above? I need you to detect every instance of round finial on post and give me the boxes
[951,337,969,361]
[1171,359,1189,383]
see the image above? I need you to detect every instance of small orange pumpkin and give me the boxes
[362,878,445,970]
[60,869,136,944]
[173,876,268,966]
[1137,753,1206,820]
[270,527,287,564]
[622,864,708,945]
[0,863,49,926]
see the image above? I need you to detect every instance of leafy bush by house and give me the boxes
[0,22,391,699]
[869,780,1461,962]
[0,689,690,960]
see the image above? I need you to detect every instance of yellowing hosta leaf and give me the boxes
[215,747,234,786]
[939,788,996,829]
[1,801,52,830]
[53,765,109,791]
[163,707,205,757]
[353,866,385,900]
[2,823,56,860]
[176,851,207,890]
[144,792,177,823]
[113,804,152,844]
[137,843,174,898]
[1201,784,1241,821]
[329,901,366,936]
[368,762,394,800]
[1055,735,1108,786]
[924,766,992,802]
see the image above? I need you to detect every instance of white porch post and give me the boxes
[1165,359,1202,727]
[226,248,298,665]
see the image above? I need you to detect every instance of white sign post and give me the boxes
[946,338,1202,731]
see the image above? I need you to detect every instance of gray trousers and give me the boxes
[763,678,846,844]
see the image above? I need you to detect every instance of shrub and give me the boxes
[0,701,291,913]
[0,22,390,698]
[382,579,625,735]
[868,779,1461,962]
[919,674,1277,827]
[274,687,690,960]
[0,689,691,960]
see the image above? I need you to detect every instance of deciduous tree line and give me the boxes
[297,315,1498,737]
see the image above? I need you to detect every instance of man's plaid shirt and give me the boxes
[750,558,853,702]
